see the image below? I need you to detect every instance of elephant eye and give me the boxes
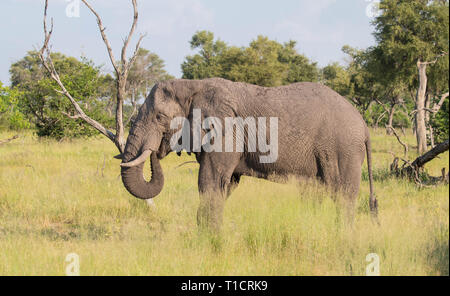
[156,113,167,122]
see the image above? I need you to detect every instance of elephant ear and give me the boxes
[168,80,205,115]
[187,84,239,152]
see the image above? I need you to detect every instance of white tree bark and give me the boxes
[39,0,145,154]
[415,60,429,155]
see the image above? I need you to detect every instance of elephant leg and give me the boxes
[339,158,363,223]
[226,173,241,199]
[197,153,240,232]
[315,151,340,194]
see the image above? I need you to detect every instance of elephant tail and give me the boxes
[365,136,378,217]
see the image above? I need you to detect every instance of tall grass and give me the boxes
[0,128,448,275]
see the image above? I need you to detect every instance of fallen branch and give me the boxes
[174,161,198,170]
[0,135,19,145]
[409,139,449,170]
[392,139,450,186]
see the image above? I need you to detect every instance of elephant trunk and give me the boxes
[121,151,164,200]
[120,128,164,200]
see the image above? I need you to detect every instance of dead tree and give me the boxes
[375,97,410,159]
[408,139,449,171]
[374,96,400,136]
[392,139,449,185]
[39,0,145,155]
[414,53,448,154]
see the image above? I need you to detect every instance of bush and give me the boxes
[0,82,31,130]
[431,99,449,144]
[10,51,115,140]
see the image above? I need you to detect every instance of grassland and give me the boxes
[0,128,448,276]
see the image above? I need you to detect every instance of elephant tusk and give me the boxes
[120,150,152,167]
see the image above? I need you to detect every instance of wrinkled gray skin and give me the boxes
[121,78,377,231]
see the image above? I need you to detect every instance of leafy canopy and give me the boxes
[10,51,114,139]
[182,31,319,87]
[0,81,30,130]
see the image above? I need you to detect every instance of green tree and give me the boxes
[322,45,413,131]
[227,36,288,86]
[10,51,114,139]
[182,31,319,86]
[430,98,449,143]
[373,0,449,153]
[181,31,227,80]
[322,62,351,97]
[125,48,174,124]
[0,81,30,130]
[279,40,319,84]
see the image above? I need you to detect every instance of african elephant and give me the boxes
[120,78,377,231]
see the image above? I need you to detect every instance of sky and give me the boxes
[0,0,378,85]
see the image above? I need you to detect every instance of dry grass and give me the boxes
[0,128,448,275]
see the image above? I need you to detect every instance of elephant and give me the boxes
[120,78,377,231]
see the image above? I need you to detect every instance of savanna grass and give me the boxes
[0,128,448,275]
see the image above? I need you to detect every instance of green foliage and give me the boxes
[373,0,449,88]
[10,51,114,139]
[0,81,30,130]
[126,48,174,100]
[182,31,319,87]
[370,0,449,147]
[431,99,449,143]
[279,41,319,84]
[125,48,174,125]
[321,62,351,97]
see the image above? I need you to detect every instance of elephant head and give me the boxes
[120,80,202,200]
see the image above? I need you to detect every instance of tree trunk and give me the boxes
[115,78,127,153]
[410,139,449,169]
[386,104,396,135]
[400,139,449,180]
[415,60,428,154]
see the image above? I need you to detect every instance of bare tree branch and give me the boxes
[124,90,138,127]
[61,111,82,120]
[128,33,147,70]
[39,0,116,144]
[121,0,139,72]
[410,139,449,169]
[431,91,449,113]
[39,0,145,155]
[374,98,389,113]
[387,126,409,158]
[0,135,19,145]
[418,51,449,65]
[410,92,449,116]
[80,0,120,76]
[375,110,387,128]
[39,4,114,145]
[174,161,199,169]
[391,139,450,186]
